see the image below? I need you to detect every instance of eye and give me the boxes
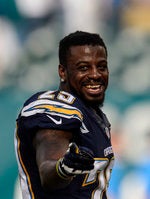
[78,65,88,71]
[97,64,108,71]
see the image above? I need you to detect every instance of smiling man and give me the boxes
[59,45,108,106]
[15,31,114,199]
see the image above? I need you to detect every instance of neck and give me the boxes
[59,83,69,92]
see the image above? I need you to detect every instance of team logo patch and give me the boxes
[104,146,113,156]
[47,115,62,124]
[80,122,89,133]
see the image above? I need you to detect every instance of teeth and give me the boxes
[86,85,100,89]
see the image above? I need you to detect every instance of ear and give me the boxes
[58,64,66,82]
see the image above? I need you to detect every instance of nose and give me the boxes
[88,66,101,79]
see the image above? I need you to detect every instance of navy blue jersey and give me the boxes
[15,90,114,199]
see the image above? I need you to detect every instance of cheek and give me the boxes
[68,74,83,90]
[68,71,83,82]
[105,73,109,80]
[67,72,77,84]
[104,71,109,81]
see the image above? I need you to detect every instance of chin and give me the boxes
[90,100,104,108]
[84,95,105,107]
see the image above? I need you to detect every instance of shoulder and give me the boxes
[23,91,51,106]
[16,90,84,133]
[24,90,79,107]
[18,90,83,128]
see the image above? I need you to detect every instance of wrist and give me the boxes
[56,159,75,180]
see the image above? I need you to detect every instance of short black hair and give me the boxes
[59,31,107,66]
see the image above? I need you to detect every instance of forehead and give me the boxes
[67,45,107,59]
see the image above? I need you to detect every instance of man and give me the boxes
[14,31,114,199]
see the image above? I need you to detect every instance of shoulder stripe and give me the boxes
[21,99,83,121]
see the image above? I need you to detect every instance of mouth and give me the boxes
[84,84,105,95]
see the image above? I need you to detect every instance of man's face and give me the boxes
[61,45,109,106]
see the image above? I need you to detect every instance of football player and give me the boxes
[14,31,114,199]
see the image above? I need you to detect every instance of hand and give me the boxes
[56,143,94,180]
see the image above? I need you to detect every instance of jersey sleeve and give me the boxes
[17,94,83,134]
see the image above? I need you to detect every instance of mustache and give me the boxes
[82,79,105,86]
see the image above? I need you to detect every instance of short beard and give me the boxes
[87,96,105,108]
[65,78,105,108]
[79,92,105,109]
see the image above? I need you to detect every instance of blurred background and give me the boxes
[0,0,150,198]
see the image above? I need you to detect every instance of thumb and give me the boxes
[68,142,79,154]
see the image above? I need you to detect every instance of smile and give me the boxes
[85,84,105,95]
[86,85,101,89]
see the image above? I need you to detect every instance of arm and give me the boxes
[33,129,73,191]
